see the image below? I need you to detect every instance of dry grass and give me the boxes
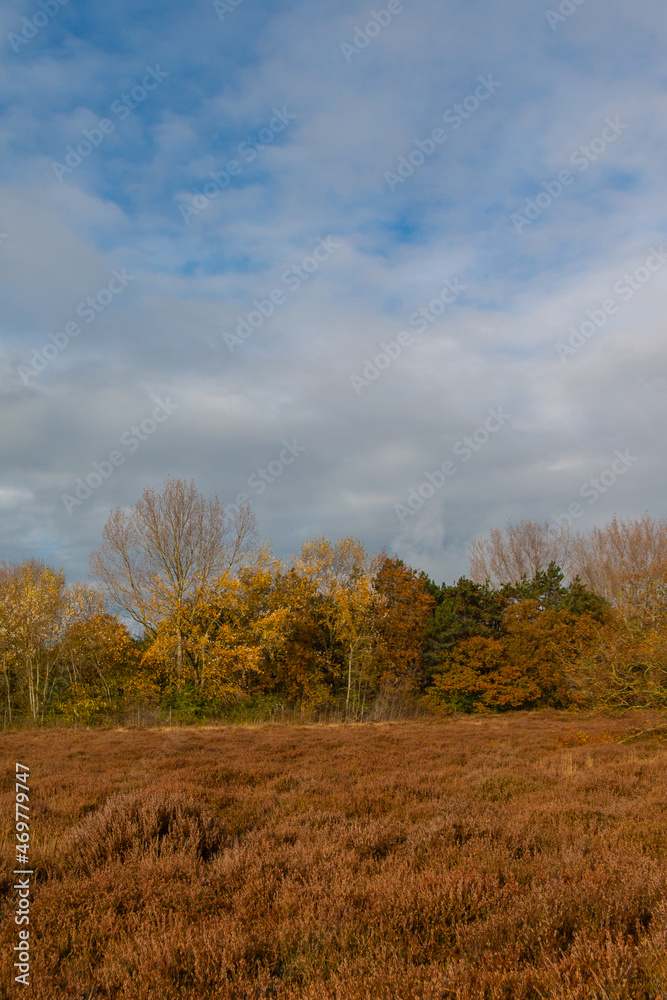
[1,711,667,999]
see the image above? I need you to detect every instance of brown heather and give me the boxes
[1,712,667,999]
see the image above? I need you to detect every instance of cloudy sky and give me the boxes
[1,0,666,586]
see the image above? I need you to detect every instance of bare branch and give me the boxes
[90,478,260,635]
[469,519,573,586]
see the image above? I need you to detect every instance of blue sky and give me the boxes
[1,0,666,584]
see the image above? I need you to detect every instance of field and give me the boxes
[2,712,667,999]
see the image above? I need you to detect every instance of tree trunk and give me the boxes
[346,648,353,720]
[3,660,11,726]
[176,628,183,683]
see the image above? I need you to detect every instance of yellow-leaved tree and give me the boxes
[0,560,70,721]
[140,562,292,706]
[59,609,140,723]
[0,560,110,722]
[293,535,381,718]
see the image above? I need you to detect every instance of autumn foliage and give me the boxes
[2,485,667,726]
[464,514,667,714]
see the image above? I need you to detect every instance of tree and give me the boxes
[0,563,18,723]
[90,478,262,680]
[422,563,607,714]
[336,579,378,719]
[372,556,435,702]
[425,599,599,714]
[0,560,102,722]
[422,576,508,674]
[566,550,667,711]
[469,519,574,587]
[571,513,667,608]
[292,535,381,717]
[470,513,667,611]
[500,600,597,708]
[140,563,292,709]
[506,562,611,622]
[260,566,330,708]
[425,635,507,714]
[58,613,140,723]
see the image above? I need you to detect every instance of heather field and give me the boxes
[2,712,667,1000]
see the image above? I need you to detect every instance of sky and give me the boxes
[1,0,666,587]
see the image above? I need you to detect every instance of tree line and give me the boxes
[1,480,666,725]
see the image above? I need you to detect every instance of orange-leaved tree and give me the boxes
[371,555,435,712]
[426,599,600,713]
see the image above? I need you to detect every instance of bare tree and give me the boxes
[90,479,261,677]
[469,513,667,614]
[571,513,667,608]
[469,519,574,586]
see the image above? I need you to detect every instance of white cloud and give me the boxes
[0,0,666,586]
